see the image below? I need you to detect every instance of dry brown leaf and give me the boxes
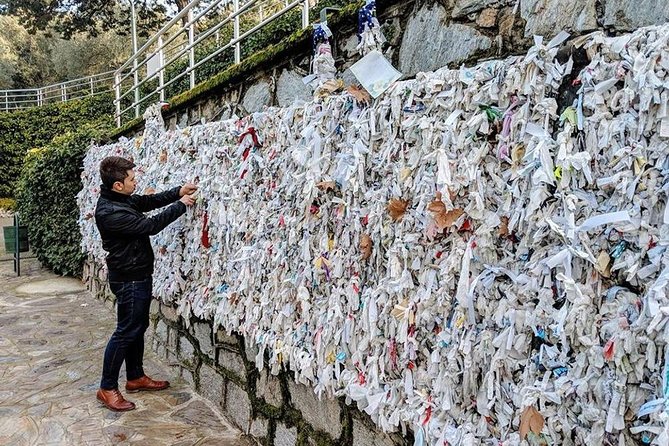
[519,406,544,439]
[347,85,372,104]
[317,181,336,192]
[596,251,612,278]
[427,191,447,214]
[159,151,168,163]
[499,216,510,237]
[427,192,463,231]
[511,144,525,165]
[360,234,373,260]
[388,198,410,221]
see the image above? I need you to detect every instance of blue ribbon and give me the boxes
[357,1,377,42]
[313,24,329,50]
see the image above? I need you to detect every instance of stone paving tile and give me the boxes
[0,258,251,446]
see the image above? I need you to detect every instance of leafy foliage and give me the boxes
[16,119,113,276]
[0,197,15,211]
[1,0,167,39]
[0,93,113,198]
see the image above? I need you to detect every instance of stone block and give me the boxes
[352,418,399,446]
[340,35,360,60]
[180,367,195,387]
[199,364,225,404]
[276,70,312,108]
[149,298,159,316]
[193,322,214,359]
[274,423,297,446]
[399,4,492,76]
[257,370,283,408]
[155,320,168,343]
[224,381,251,433]
[217,348,247,380]
[201,98,217,122]
[521,0,598,38]
[167,327,178,351]
[243,338,259,364]
[249,417,268,438]
[288,380,341,439]
[160,303,179,323]
[242,80,272,114]
[179,337,195,365]
[215,328,238,347]
[603,0,669,31]
[452,0,504,18]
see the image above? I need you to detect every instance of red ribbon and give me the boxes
[201,212,211,248]
[238,127,262,161]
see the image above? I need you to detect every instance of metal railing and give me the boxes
[114,0,317,126]
[0,71,117,111]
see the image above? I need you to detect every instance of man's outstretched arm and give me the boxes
[129,183,198,213]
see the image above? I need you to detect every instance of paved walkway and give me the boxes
[0,256,250,446]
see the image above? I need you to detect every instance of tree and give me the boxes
[0,0,168,39]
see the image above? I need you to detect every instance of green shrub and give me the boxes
[16,119,113,276]
[0,94,113,199]
[0,197,15,211]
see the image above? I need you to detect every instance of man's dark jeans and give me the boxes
[100,277,152,390]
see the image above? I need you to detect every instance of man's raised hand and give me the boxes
[179,183,198,197]
[179,194,196,207]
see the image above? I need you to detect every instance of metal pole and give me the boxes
[233,0,240,64]
[61,84,67,102]
[115,73,122,127]
[158,36,165,102]
[302,0,309,28]
[14,213,20,276]
[90,77,94,96]
[189,10,196,89]
[5,92,8,111]
[131,0,140,118]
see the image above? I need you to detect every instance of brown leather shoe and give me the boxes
[96,388,136,412]
[125,375,170,393]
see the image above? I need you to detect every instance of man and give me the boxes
[94,156,197,411]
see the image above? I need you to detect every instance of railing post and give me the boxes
[131,0,140,119]
[115,73,122,127]
[233,0,241,64]
[61,84,67,102]
[90,76,94,96]
[158,36,166,102]
[37,89,41,107]
[4,91,7,111]
[302,0,310,28]
[189,10,196,89]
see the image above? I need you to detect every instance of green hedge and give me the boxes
[16,119,113,276]
[0,94,114,198]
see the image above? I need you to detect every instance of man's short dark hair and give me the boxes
[100,156,136,189]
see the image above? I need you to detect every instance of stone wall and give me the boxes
[84,259,410,445]
[114,0,669,136]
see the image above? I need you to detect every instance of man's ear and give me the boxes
[112,181,124,191]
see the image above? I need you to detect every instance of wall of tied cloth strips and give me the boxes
[80,20,669,446]
[114,0,669,142]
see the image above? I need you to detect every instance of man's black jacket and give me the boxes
[95,185,186,282]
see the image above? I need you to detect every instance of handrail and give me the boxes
[0,70,118,110]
